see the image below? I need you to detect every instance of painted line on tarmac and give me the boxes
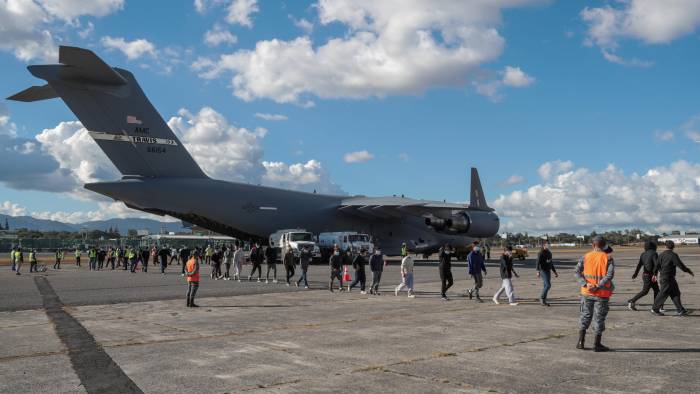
[33,276,143,394]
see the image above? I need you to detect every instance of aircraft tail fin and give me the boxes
[7,46,206,179]
[469,167,492,211]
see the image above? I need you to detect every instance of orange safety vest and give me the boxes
[580,251,613,298]
[186,258,200,282]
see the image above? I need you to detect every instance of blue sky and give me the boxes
[2,0,700,233]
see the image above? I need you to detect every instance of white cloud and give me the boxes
[226,0,258,27]
[501,175,524,186]
[502,66,535,87]
[38,0,124,22]
[168,107,342,193]
[0,201,28,217]
[538,160,573,180]
[194,0,207,13]
[254,113,288,121]
[293,17,314,34]
[681,114,700,142]
[0,0,124,62]
[493,160,700,233]
[654,130,674,142]
[262,160,341,194]
[581,1,700,65]
[475,65,535,101]
[204,24,237,47]
[195,0,539,104]
[101,36,156,60]
[344,150,373,163]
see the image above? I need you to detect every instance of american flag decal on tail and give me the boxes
[126,115,142,124]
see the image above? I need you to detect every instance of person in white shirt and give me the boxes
[395,254,415,298]
[232,243,245,281]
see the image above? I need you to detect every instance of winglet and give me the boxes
[469,167,492,211]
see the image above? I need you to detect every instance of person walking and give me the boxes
[114,247,122,268]
[283,247,296,286]
[158,246,170,274]
[129,247,138,273]
[400,242,408,258]
[438,244,454,301]
[233,243,244,281]
[575,236,615,352]
[211,248,223,279]
[179,246,190,276]
[467,243,487,302]
[141,248,150,273]
[170,246,179,266]
[223,245,233,280]
[248,243,263,282]
[296,246,311,288]
[395,253,415,297]
[628,240,659,311]
[185,255,200,308]
[265,245,278,283]
[29,249,38,273]
[87,247,96,270]
[348,249,368,294]
[493,245,519,305]
[150,246,158,271]
[329,246,344,292]
[107,247,115,270]
[205,245,213,265]
[651,241,695,316]
[10,247,17,272]
[536,243,558,306]
[75,249,82,267]
[14,247,23,275]
[369,248,384,295]
[54,249,63,270]
[97,248,106,270]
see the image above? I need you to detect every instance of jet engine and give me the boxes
[425,211,500,238]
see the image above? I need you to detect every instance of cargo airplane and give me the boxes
[8,46,499,255]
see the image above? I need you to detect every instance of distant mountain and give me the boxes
[0,214,185,234]
[0,214,77,232]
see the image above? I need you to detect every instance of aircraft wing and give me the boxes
[338,196,487,220]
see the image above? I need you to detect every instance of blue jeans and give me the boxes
[297,268,308,287]
[540,270,552,300]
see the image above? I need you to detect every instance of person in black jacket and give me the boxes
[628,240,659,311]
[248,243,263,282]
[283,247,296,285]
[369,248,384,295]
[651,241,695,316]
[329,246,344,292]
[493,245,519,305]
[348,249,368,294]
[179,246,190,276]
[265,245,278,283]
[438,244,454,301]
[535,243,558,306]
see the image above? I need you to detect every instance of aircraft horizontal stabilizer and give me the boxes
[6,84,57,102]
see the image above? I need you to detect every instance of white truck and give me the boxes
[268,229,321,262]
[317,232,375,260]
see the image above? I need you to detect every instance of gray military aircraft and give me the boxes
[8,46,499,256]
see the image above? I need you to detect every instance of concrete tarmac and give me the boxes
[1,248,699,393]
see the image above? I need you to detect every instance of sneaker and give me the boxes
[441,296,449,301]
[676,309,690,316]
[476,297,483,303]
[273,279,278,283]
[627,302,637,311]
[266,279,269,283]
[347,285,351,292]
[248,276,252,281]
[181,273,185,277]
[650,309,664,316]
[304,286,309,289]
[467,289,473,300]
[360,291,366,295]
[509,302,519,306]
[408,294,416,298]
[257,278,261,282]
[660,308,666,313]
[492,298,500,305]
[395,288,399,296]
[376,292,381,296]
[286,283,290,286]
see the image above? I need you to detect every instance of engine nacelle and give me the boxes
[426,211,500,238]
